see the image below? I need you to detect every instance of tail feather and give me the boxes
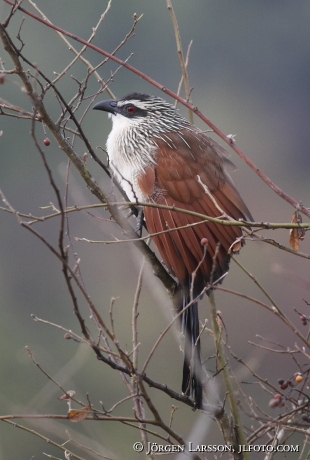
[181,297,203,409]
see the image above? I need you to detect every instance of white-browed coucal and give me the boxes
[93,93,252,409]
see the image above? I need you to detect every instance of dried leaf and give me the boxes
[289,211,305,250]
[67,406,91,422]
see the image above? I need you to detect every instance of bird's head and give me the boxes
[93,93,150,118]
[93,92,190,133]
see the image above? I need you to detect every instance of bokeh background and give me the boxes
[1,0,310,458]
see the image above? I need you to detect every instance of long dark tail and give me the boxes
[181,295,203,409]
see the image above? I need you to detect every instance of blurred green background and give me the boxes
[1,0,310,458]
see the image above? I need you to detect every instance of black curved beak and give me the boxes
[92,99,118,114]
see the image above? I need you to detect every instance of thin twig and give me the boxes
[208,291,250,458]
[26,0,114,97]
[1,420,85,460]
[166,0,193,122]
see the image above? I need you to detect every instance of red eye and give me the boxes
[125,105,136,114]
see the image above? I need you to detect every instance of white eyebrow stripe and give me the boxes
[118,99,149,110]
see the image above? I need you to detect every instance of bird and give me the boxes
[93,92,252,409]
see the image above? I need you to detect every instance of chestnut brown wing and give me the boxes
[138,128,252,289]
